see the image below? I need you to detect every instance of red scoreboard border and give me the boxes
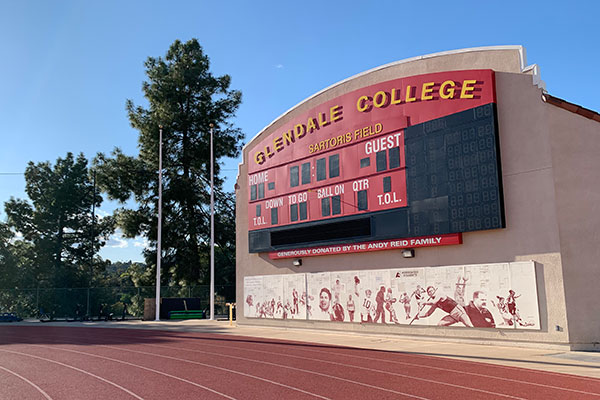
[247,69,497,233]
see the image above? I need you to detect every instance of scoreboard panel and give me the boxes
[247,70,504,253]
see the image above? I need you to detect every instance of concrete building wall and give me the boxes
[547,106,600,349]
[235,46,599,349]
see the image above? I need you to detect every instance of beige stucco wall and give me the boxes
[235,46,598,349]
[546,106,600,349]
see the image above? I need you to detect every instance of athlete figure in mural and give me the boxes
[495,296,514,326]
[284,300,292,319]
[292,288,299,315]
[454,275,469,306]
[354,276,361,297]
[418,286,474,327]
[505,289,532,326]
[331,299,345,322]
[300,291,314,317]
[411,285,426,309]
[465,290,495,328]
[333,278,343,302]
[361,289,375,323]
[399,292,412,319]
[269,298,276,317]
[384,288,400,324]
[347,294,356,322]
[374,286,386,323]
[275,296,284,318]
[506,289,521,321]
[256,302,265,318]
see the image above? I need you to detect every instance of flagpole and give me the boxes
[210,123,215,320]
[155,125,163,321]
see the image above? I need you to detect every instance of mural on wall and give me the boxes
[244,261,540,329]
[244,274,307,320]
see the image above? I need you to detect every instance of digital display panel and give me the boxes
[247,70,504,252]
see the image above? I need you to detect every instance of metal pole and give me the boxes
[210,123,215,320]
[155,125,163,321]
[88,170,96,317]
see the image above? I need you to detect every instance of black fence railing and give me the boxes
[0,285,235,319]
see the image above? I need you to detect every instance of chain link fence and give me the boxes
[0,285,235,319]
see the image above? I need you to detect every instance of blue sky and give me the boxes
[1,1,598,262]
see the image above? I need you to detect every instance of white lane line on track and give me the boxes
[23,344,328,400]
[0,365,54,400]
[1,331,515,400]
[107,340,526,400]
[236,334,600,383]
[177,337,600,397]
[0,349,144,400]
[98,343,485,400]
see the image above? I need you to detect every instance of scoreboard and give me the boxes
[247,70,504,253]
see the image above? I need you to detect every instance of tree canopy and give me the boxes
[94,38,243,286]
[4,152,114,289]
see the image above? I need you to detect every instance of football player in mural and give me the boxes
[384,287,400,324]
[417,286,474,327]
[465,290,495,328]
[361,289,375,323]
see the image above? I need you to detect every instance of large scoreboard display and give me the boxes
[247,70,504,253]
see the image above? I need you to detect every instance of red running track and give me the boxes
[0,326,599,400]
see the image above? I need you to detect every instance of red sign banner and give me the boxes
[268,233,462,259]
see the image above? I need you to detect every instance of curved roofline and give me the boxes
[238,45,526,181]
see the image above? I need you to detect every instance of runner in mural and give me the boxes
[465,290,495,327]
[384,287,400,324]
[417,286,474,327]
[398,292,412,320]
[347,294,356,322]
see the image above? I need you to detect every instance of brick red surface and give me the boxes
[1,326,599,399]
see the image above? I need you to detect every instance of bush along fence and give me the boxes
[0,285,235,319]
